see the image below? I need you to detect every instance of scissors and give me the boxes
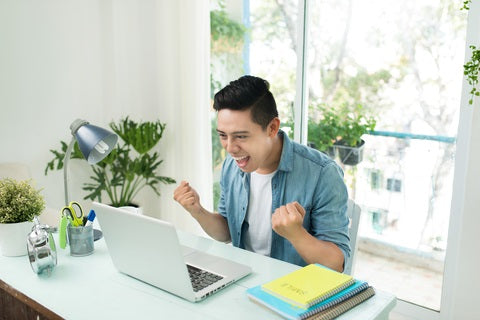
[61,201,85,227]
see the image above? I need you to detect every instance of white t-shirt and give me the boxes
[243,170,276,256]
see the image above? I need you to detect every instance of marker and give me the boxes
[59,215,68,249]
[85,209,96,227]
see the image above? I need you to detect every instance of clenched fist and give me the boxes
[271,201,306,241]
[173,181,202,216]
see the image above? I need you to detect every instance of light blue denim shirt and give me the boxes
[218,130,351,267]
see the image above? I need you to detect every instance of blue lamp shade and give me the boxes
[63,119,118,205]
[70,120,118,164]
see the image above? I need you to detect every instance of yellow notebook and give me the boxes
[261,264,354,309]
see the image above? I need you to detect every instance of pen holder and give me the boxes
[67,224,94,256]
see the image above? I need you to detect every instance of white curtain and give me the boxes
[0,0,211,236]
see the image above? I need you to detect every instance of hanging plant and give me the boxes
[464,45,480,105]
[462,0,480,105]
[462,0,471,10]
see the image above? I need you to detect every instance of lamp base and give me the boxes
[93,229,103,241]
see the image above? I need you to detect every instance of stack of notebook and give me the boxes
[246,263,375,320]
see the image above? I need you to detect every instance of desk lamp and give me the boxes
[63,119,118,205]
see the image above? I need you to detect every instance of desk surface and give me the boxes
[0,229,396,320]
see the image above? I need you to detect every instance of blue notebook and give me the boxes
[246,279,369,320]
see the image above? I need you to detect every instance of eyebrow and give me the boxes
[216,129,250,135]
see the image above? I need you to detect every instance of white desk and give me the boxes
[0,230,396,319]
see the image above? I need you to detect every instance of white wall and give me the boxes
[0,0,211,236]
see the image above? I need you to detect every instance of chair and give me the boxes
[0,162,58,227]
[344,199,361,275]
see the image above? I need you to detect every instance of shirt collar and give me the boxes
[277,129,293,172]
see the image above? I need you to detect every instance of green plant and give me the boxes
[45,117,176,207]
[462,0,479,105]
[464,45,480,105]
[211,117,225,169]
[210,9,246,54]
[461,0,472,11]
[308,105,341,152]
[336,104,377,147]
[308,104,376,150]
[209,1,249,95]
[0,179,45,223]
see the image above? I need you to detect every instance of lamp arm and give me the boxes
[63,136,76,206]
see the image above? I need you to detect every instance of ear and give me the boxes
[267,117,281,137]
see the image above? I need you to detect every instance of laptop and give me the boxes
[92,202,252,302]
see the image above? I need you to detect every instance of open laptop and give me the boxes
[92,202,252,302]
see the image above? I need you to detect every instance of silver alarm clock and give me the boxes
[27,217,57,276]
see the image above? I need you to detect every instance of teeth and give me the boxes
[233,156,248,161]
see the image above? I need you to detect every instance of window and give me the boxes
[210,0,469,315]
[210,0,299,209]
[304,0,466,312]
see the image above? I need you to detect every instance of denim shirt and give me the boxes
[217,130,351,267]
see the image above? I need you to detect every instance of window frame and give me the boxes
[290,0,479,318]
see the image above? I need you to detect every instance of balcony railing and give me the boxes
[339,130,456,257]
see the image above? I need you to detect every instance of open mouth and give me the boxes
[233,155,250,169]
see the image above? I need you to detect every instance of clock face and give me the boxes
[27,225,57,276]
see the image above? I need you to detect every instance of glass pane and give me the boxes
[306,0,467,311]
[210,0,298,209]
[248,0,299,130]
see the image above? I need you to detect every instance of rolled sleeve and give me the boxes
[311,162,351,265]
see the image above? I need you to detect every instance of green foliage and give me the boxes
[323,67,393,115]
[44,141,84,172]
[210,10,246,53]
[461,1,479,105]
[308,104,376,150]
[210,8,248,96]
[0,179,45,223]
[308,105,341,152]
[110,117,166,155]
[464,45,480,105]
[45,117,176,207]
[336,104,377,147]
[211,117,225,169]
[461,0,472,10]
[213,181,221,212]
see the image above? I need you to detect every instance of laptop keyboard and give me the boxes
[187,264,224,292]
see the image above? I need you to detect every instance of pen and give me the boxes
[85,209,96,227]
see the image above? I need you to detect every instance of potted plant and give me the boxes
[308,104,341,158]
[0,178,46,256]
[45,117,176,207]
[334,104,377,166]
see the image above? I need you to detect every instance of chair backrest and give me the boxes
[344,199,361,275]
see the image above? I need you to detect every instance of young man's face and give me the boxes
[216,108,280,174]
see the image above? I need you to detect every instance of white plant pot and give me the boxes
[0,221,34,256]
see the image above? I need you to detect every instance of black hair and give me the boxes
[213,75,278,130]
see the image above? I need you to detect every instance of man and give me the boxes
[174,75,350,272]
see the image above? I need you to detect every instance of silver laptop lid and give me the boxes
[92,202,196,301]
